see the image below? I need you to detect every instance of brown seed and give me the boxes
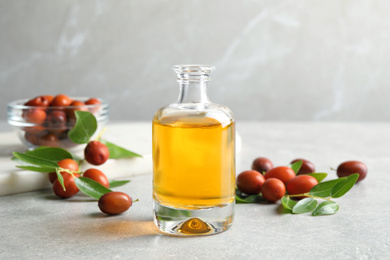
[39,133,59,147]
[236,170,265,195]
[52,174,79,199]
[49,158,80,183]
[264,166,295,185]
[24,96,50,107]
[22,108,47,124]
[98,192,132,215]
[83,168,110,188]
[51,94,72,107]
[290,159,316,175]
[337,160,367,182]
[46,110,67,128]
[67,100,88,121]
[251,157,273,174]
[84,141,110,165]
[286,175,318,199]
[261,178,286,202]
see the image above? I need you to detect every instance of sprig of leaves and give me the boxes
[12,110,138,199]
[236,159,359,216]
[13,151,62,173]
[282,173,359,216]
[12,147,130,199]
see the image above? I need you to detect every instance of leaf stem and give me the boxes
[287,193,334,201]
[95,127,107,141]
[58,167,83,177]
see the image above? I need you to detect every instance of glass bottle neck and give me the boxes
[177,81,210,104]
[173,65,214,104]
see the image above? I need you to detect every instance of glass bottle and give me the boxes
[152,65,236,236]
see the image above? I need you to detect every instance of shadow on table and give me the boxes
[276,204,293,214]
[80,218,161,238]
[43,194,97,202]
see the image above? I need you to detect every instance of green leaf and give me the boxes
[292,198,318,214]
[56,168,65,191]
[68,111,97,144]
[281,196,297,210]
[290,160,303,175]
[331,174,359,198]
[309,178,344,197]
[100,139,142,159]
[25,147,73,162]
[13,152,59,168]
[74,177,112,200]
[235,188,263,203]
[312,201,339,216]
[305,173,328,183]
[235,194,262,203]
[109,180,131,188]
[16,165,57,173]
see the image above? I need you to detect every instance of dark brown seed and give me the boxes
[290,159,316,175]
[337,161,367,182]
[251,157,273,174]
[84,141,110,165]
[98,192,132,215]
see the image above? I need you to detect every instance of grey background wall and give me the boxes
[1,0,389,121]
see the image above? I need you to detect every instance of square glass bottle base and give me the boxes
[153,200,234,236]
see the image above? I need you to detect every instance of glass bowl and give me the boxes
[7,97,109,150]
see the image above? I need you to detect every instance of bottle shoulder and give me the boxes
[153,102,234,127]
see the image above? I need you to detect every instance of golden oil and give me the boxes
[153,115,235,209]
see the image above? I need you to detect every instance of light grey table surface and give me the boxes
[0,121,389,260]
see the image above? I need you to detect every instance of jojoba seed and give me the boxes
[39,133,59,147]
[22,108,47,124]
[46,110,67,128]
[48,172,57,184]
[24,126,46,134]
[264,166,296,185]
[70,100,86,107]
[84,140,110,166]
[98,192,132,215]
[291,159,316,175]
[286,175,318,198]
[58,158,79,172]
[24,96,50,107]
[337,160,367,182]
[68,100,87,114]
[236,170,265,195]
[49,158,80,183]
[261,178,286,202]
[42,95,54,104]
[85,98,101,113]
[52,174,79,198]
[83,168,110,188]
[51,94,72,107]
[85,98,101,105]
[251,157,273,174]
[24,131,40,146]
